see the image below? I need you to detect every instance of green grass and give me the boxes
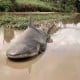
[16,0,53,11]
[16,0,50,7]
[0,13,75,29]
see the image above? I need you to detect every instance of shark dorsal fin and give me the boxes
[28,15,33,28]
[28,15,41,33]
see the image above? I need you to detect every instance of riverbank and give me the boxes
[0,0,79,12]
[0,12,78,29]
[0,0,53,12]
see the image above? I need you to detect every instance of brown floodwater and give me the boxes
[0,21,80,80]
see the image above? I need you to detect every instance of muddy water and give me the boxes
[0,21,80,80]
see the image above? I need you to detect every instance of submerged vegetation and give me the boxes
[0,13,77,29]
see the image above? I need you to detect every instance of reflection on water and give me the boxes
[4,27,14,43]
[0,28,4,50]
[0,15,80,80]
[62,14,80,24]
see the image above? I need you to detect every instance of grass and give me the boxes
[16,0,51,8]
[16,0,53,11]
[0,0,58,12]
[0,13,76,29]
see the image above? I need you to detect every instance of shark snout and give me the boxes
[6,51,38,59]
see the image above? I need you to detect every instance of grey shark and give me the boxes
[6,16,53,59]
